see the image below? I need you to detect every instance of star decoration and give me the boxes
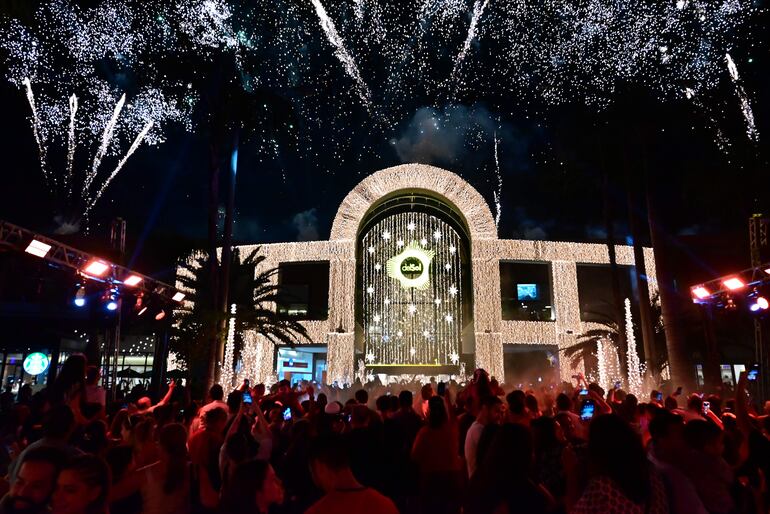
[434,298,442,305]
[445,314,453,323]
[384,298,390,305]
[367,246,374,254]
[409,347,416,356]
[373,314,381,323]
[374,263,381,271]
[365,352,375,363]
[449,245,456,254]
[420,238,428,246]
[423,330,430,338]
[396,240,404,248]
[397,330,403,337]
[449,352,460,365]
[445,263,451,270]
[433,231,441,240]
[408,304,417,314]
[382,230,391,240]
[449,285,458,296]
[407,222,415,231]
[366,286,374,295]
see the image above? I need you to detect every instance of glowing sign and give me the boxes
[23,352,50,376]
[386,242,434,289]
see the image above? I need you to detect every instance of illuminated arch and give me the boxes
[330,164,498,242]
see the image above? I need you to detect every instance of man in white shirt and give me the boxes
[190,384,228,433]
[464,395,503,478]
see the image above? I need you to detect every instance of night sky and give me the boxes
[0,0,768,283]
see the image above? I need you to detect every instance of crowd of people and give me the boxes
[0,353,768,514]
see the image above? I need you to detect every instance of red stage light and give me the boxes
[123,275,142,287]
[25,239,51,258]
[692,286,710,299]
[83,260,110,277]
[722,277,745,291]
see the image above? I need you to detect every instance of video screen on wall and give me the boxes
[517,284,539,301]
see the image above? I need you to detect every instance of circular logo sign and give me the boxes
[400,256,424,279]
[23,352,50,376]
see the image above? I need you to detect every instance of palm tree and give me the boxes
[173,247,309,397]
[562,313,620,371]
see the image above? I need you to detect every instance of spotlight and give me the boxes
[722,277,745,291]
[751,297,769,312]
[691,286,710,299]
[123,274,142,287]
[83,259,110,277]
[155,310,166,320]
[25,239,51,258]
[74,285,86,307]
[103,287,119,312]
[172,292,185,302]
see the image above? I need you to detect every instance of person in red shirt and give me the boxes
[188,407,227,511]
[306,435,398,514]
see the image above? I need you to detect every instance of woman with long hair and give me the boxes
[571,414,668,514]
[52,454,111,514]
[411,394,463,514]
[466,423,556,514]
[110,423,190,514]
[219,460,284,514]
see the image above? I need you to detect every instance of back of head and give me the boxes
[209,384,224,402]
[555,393,572,412]
[687,394,703,412]
[664,395,678,410]
[19,445,68,476]
[354,389,368,404]
[683,419,721,451]
[204,406,228,429]
[220,460,270,514]
[309,434,350,471]
[506,390,526,415]
[398,390,413,409]
[477,424,534,483]
[375,395,390,413]
[530,416,559,450]
[61,454,111,512]
[525,393,539,414]
[227,390,242,412]
[43,404,75,439]
[588,414,649,504]
[351,404,370,427]
[648,411,683,442]
[427,396,447,428]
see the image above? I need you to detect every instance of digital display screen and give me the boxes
[517,284,539,301]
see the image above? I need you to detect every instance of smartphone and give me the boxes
[674,386,683,396]
[702,401,710,414]
[747,363,759,381]
[656,392,663,402]
[579,388,589,396]
[242,392,252,404]
[580,399,595,421]
[437,382,446,397]
[614,381,621,390]
[282,407,292,421]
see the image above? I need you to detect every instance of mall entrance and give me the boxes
[275,345,327,385]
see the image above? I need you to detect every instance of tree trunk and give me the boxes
[601,154,628,372]
[205,139,221,391]
[625,161,657,376]
[646,174,694,391]
[216,128,240,383]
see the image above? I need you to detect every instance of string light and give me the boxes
[221,303,236,389]
[625,298,643,397]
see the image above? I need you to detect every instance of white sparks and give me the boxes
[493,130,502,230]
[65,94,78,199]
[85,120,154,216]
[448,0,489,94]
[725,53,759,143]
[22,78,49,187]
[85,93,126,194]
[309,0,373,111]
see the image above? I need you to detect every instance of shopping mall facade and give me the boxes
[219,164,657,386]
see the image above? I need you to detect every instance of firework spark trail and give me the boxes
[66,94,78,199]
[725,53,759,143]
[84,120,153,216]
[309,0,373,111]
[684,88,730,154]
[493,130,502,229]
[84,93,125,194]
[448,0,489,96]
[22,78,50,188]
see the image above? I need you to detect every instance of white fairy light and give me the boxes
[408,304,417,314]
[625,298,644,397]
[221,303,237,388]
[434,231,442,240]
[382,230,391,240]
[420,238,428,246]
